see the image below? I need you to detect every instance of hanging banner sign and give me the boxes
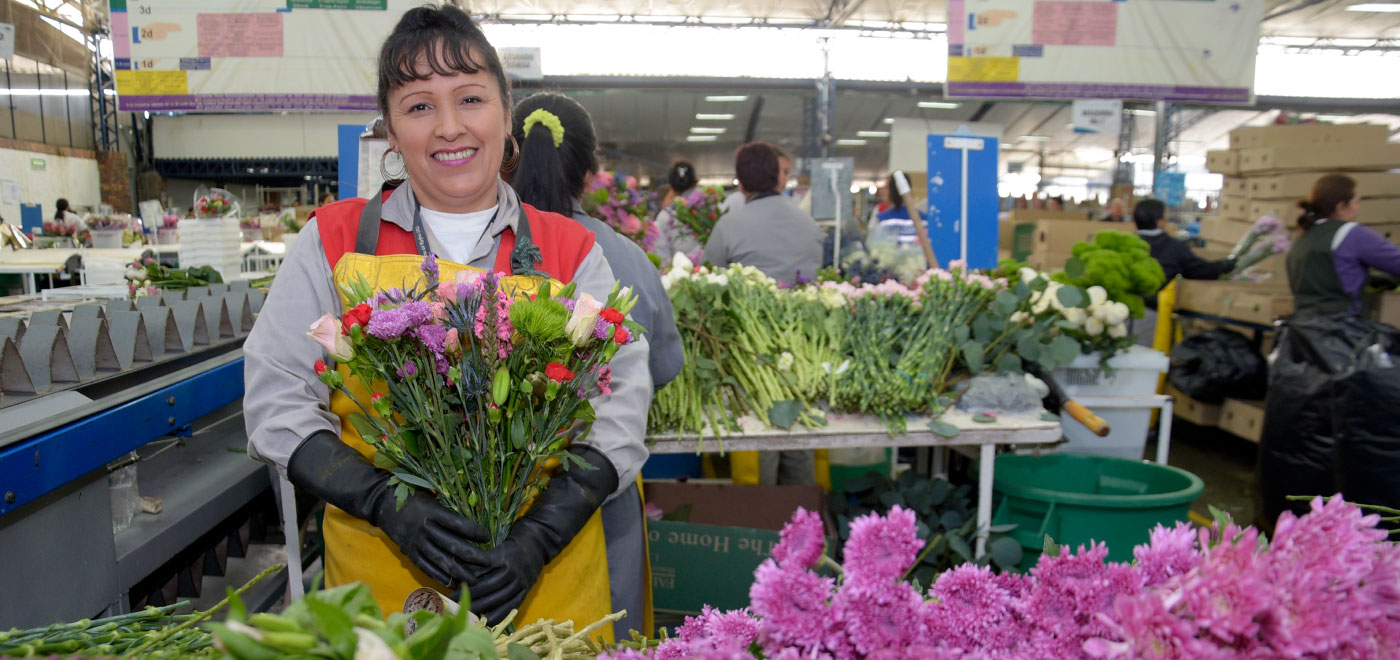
[946,0,1262,104]
[1072,99,1122,134]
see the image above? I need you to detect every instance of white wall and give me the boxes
[152,113,376,159]
[889,118,1005,174]
[0,148,101,226]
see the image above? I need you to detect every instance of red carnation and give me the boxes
[614,326,630,345]
[545,362,574,383]
[314,360,328,376]
[601,308,624,325]
[341,303,373,332]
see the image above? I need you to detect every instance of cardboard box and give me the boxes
[1199,217,1252,246]
[1229,123,1390,150]
[1167,385,1223,427]
[1249,200,1298,225]
[1238,254,1287,285]
[1197,239,1235,261]
[1027,250,1074,272]
[1176,280,1293,326]
[1029,219,1107,259]
[1222,177,1248,197]
[1008,209,1094,222]
[1247,171,1400,200]
[1207,149,1240,175]
[1220,398,1267,443]
[1238,143,1400,174]
[1219,196,1251,221]
[1368,291,1400,329]
[645,482,829,613]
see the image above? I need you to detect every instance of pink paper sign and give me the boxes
[1032,1,1117,47]
[197,13,284,58]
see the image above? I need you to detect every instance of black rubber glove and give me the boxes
[466,445,620,623]
[287,430,491,588]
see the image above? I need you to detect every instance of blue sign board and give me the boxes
[925,129,999,269]
[1153,171,1187,208]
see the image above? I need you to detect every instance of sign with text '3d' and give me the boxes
[926,127,999,270]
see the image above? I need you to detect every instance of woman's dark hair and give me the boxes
[1297,173,1357,231]
[510,93,599,216]
[735,142,779,193]
[1133,199,1166,231]
[886,174,905,209]
[54,198,69,220]
[376,6,511,130]
[668,161,698,194]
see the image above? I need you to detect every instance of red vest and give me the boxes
[312,191,595,283]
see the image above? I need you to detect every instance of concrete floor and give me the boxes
[1150,419,1260,528]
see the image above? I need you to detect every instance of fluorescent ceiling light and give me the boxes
[883,118,895,124]
[857,130,891,138]
[1020,135,1051,142]
[690,127,726,134]
[917,101,960,109]
[836,139,868,146]
[1347,3,1400,12]
[0,88,89,96]
[705,95,749,102]
[1128,109,1156,116]
[695,113,735,120]
[686,135,719,142]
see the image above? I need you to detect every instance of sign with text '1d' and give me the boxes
[926,128,999,269]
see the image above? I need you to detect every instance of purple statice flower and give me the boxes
[841,505,923,588]
[372,287,405,308]
[366,306,413,339]
[686,190,705,206]
[421,252,439,281]
[1271,234,1291,254]
[771,509,825,570]
[561,297,576,312]
[396,360,418,378]
[593,316,611,340]
[1132,522,1200,588]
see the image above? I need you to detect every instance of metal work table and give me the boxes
[647,411,1062,557]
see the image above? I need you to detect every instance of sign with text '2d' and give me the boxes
[926,128,999,270]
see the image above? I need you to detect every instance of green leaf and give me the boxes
[988,523,1018,533]
[948,534,973,562]
[768,400,802,430]
[574,400,596,423]
[406,612,452,660]
[226,587,247,622]
[394,481,410,511]
[1208,504,1233,528]
[940,509,965,529]
[392,470,435,490]
[510,414,527,450]
[928,420,961,438]
[936,395,955,408]
[1065,257,1086,279]
[1050,334,1081,365]
[954,325,970,345]
[990,536,1024,569]
[349,412,386,443]
[997,353,1022,374]
[962,342,985,373]
[1013,281,1031,299]
[305,596,357,659]
[972,316,995,342]
[1043,534,1061,558]
[972,412,997,423]
[992,290,1019,317]
[508,642,543,660]
[1016,334,1041,360]
[1056,285,1086,309]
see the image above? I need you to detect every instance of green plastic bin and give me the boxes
[991,453,1203,571]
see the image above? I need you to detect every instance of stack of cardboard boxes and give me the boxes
[1177,123,1400,443]
[996,209,1114,271]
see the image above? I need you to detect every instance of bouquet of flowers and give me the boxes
[161,213,180,230]
[88,214,133,231]
[669,186,727,248]
[194,188,238,219]
[582,170,658,252]
[1052,231,1165,322]
[124,257,224,299]
[605,496,1400,660]
[1226,215,1291,282]
[1009,266,1134,359]
[42,216,78,237]
[308,255,642,545]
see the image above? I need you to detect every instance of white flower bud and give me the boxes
[1088,286,1109,308]
[1108,323,1128,339]
[1085,317,1105,337]
[1061,308,1087,327]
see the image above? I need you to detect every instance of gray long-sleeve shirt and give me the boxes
[702,194,823,285]
[569,201,683,389]
[243,180,651,492]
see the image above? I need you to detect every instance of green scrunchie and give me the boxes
[522,109,566,148]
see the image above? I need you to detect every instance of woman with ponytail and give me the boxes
[652,161,702,264]
[509,92,682,639]
[1286,173,1400,317]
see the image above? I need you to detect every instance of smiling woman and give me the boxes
[241,4,655,642]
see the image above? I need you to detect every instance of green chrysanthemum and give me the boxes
[509,297,569,342]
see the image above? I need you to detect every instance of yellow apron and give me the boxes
[321,253,613,637]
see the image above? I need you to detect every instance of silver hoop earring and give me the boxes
[381,150,406,182]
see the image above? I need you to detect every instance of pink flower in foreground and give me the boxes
[749,560,834,654]
[1133,522,1199,588]
[842,505,922,587]
[771,508,825,570]
[621,213,644,235]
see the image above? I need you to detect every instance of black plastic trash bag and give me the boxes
[1168,329,1268,404]
[1256,315,1400,533]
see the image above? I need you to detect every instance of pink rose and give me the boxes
[625,176,638,190]
[621,213,643,235]
[595,170,615,188]
[307,314,354,362]
[455,268,483,293]
[565,292,605,346]
[444,328,460,353]
[437,280,457,303]
[429,301,447,321]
